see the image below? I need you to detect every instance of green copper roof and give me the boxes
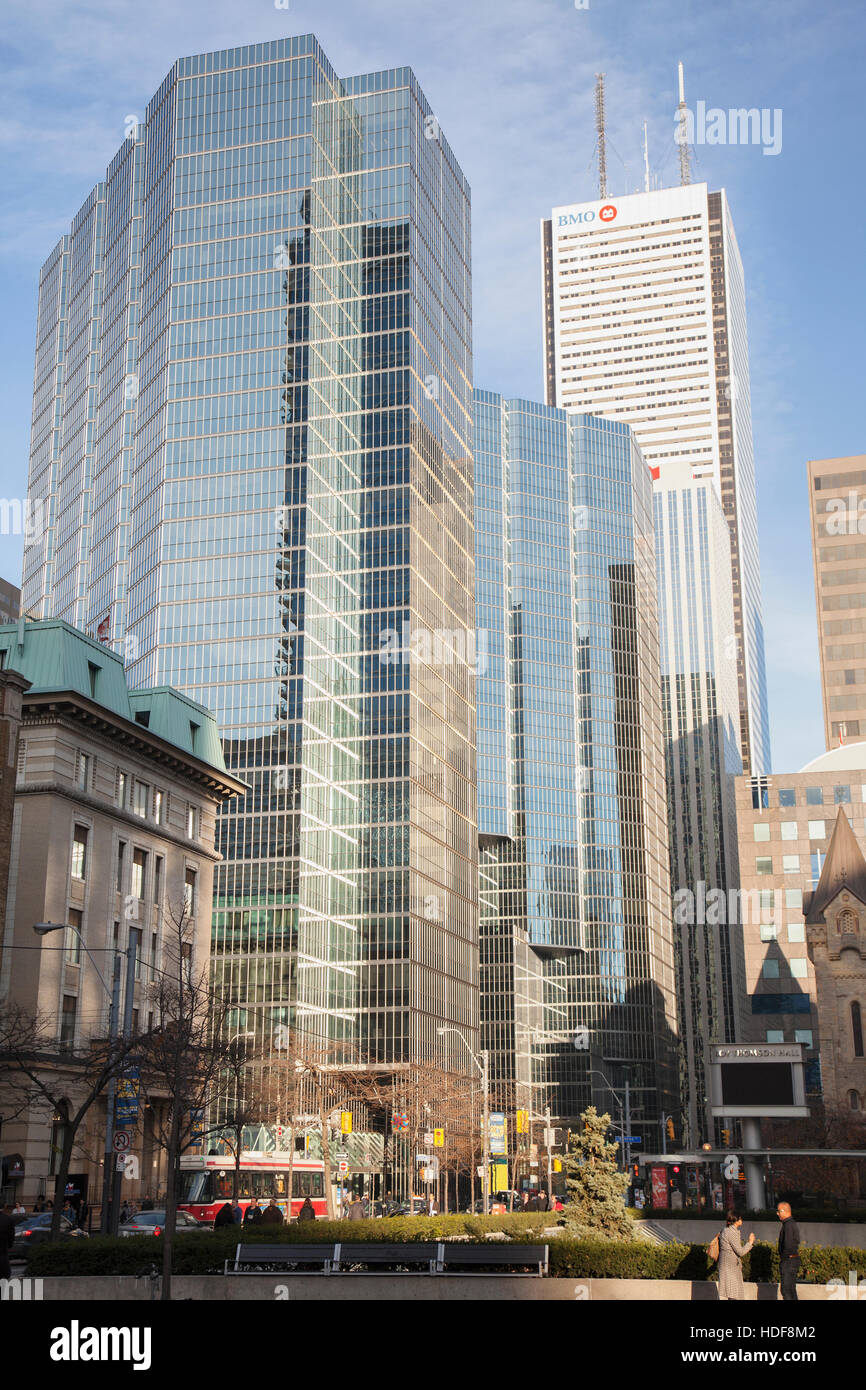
[0,619,228,774]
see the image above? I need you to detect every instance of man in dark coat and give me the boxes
[0,1204,16,1280]
[346,1197,365,1220]
[261,1199,284,1225]
[537,1191,550,1212]
[213,1202,234,1229]
[243,1199,263,1225]
[297,1197,316,1222]
[776,1201,800,1301]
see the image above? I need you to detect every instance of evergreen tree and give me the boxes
[562,1106,633,1237]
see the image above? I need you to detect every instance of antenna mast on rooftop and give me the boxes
[643,120,651,192]
[676,61,691,186]
[595,72,608,198]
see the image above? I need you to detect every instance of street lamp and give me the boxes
[32,922,138,1236]
[438,1026,490,1215]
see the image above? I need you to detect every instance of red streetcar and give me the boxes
[178,1152,328,1222]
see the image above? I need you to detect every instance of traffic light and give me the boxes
[666,1117,675,1141]
[672,1164,680,1174]
[632,1164,639,1178]
[340,1111,352,1135]
[721,1128,731,1146]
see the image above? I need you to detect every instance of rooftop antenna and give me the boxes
[643,120,650,193]
[595,72,608,199]
[676,61,691,186]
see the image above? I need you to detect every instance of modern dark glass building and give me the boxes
[23,37,477,1077]
[473,392,678,1135]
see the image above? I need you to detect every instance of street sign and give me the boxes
[337,1160,349,1175]
[623,1136,642,1144]
[423,1131,435,1145]
[433,1128,444,1148]
[112,1130,131,1153]
[489,1112,507,1156]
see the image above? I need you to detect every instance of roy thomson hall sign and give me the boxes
[709,1043,809,1119]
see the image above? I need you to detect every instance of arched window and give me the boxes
[849,1090,861,1111]
[852,1001,864,1059]
[839,909,859,934]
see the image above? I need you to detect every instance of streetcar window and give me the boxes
[312,1173,323,1198]
[177,1171,209,1203]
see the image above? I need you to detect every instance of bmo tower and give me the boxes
[542,183,762,1142]
[542,184,769,779]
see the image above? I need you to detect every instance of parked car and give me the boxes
[11,1212,88,1254]
[117,1210,205,1237]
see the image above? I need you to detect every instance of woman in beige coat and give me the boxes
[717,1211,755,1299]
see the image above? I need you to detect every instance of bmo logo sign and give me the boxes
[557,204,617,227]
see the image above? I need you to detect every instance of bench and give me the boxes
[226,1244,336,1274]
[225,1241,549,1277]
[330,1242,441,1274]
[438,1244,549,1277]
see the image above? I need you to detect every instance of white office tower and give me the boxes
[541,183,770,777]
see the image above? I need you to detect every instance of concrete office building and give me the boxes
[808,454,866,748]
[541,183,769,778]
[21,37,477,1081]
[474,392,678,1135]
[0,619,244,1210]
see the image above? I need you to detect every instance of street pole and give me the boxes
[624,1077,632,1174]
[100,954,122,1234]
[545,1105,553,1197]
[481,1048,490,1216]
[661,1114,667,1156]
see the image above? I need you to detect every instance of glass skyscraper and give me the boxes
[654,465,747,1143]
[474,392,678,1134]
[23,37,477,1077]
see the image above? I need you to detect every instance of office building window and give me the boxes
[184,867,197,915]
[154,856,163,906]
[753,822,770,842]
[785,888,803,911]
[130,926,142,979]
[186,804,199,839]
[810,852,825,885]
[790,958,808,978]
[783,855,800,874]
[787,923,805,943]
[853,1002,864,1058]
[760,924,777,942]
[117,770,128,808]
[60,995,77,1046]
[756,857,772,875]
[780,821,798,841]
[116,840,126,893]
[751,777,769,809]
[71,825,88,880]
[808,821,826,840]
[777,788,796,807]
[153,788,165,824]
[759,890,775,915]
[766,1030,785,1044]
[794,1030,813,1048]
[65,908,83,964]
[835,785,852,804]
[76,751,91,791]
[131,848,148,900]
[806,787,824,806]
[763,959,780,978]
[134,781,149,819]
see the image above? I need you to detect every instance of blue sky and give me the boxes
[1,0,863,772]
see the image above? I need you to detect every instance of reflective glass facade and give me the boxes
[474,394,678,1130]
[23,37,477,1074]
[654,468,747,1143]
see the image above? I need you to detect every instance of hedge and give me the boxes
[26,1228,866,1283]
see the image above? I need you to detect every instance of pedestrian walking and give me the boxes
[346,1196,365,1220]
[776,1201,801,1301]
[0,1204,15,1280]
[716,1211,755,1300]
[119,1199,131,1225]
[297,1197,316,1222]
[213,1202,234,1229]
[231,1200,243,1224]
[12,1200,25,1217]
[243,1198,262,1225]
[261,1198,284,1226]
[537,1190,550,1212]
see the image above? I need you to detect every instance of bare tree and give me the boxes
[0,1002,138,1241]
[137,899,234,1300]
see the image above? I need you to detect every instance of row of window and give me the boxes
[751,780,858,809]
[753,820,830,843]
[71,825,198,912]
[70,749,201,839]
